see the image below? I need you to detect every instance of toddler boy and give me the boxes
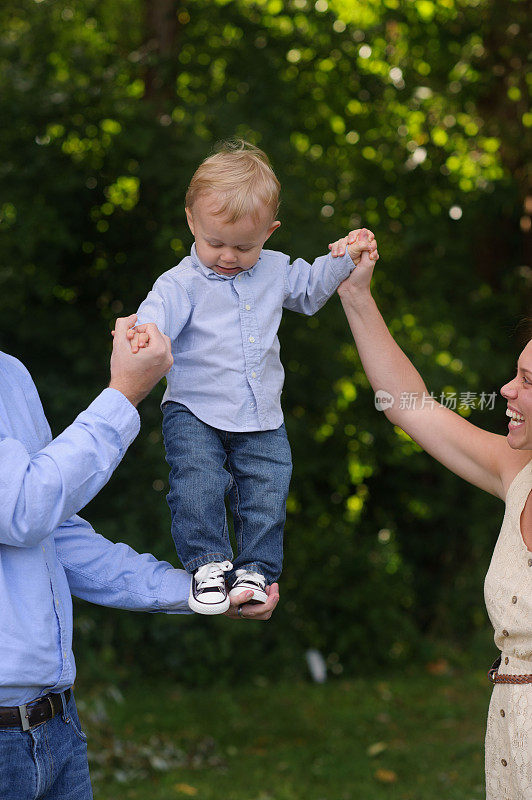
[130,140,377,614]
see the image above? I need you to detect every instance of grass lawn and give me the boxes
[76,664,491,800]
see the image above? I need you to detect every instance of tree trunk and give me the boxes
[143,0,181,106]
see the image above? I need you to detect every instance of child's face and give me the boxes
[186,194,280,277]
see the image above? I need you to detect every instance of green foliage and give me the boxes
[0,0,529,682]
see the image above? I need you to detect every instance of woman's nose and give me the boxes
[501,379,517,398]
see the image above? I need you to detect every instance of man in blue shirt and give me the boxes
[0,315,277,800]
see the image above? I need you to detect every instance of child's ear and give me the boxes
[185,207,195,236]
[265,220,281,240]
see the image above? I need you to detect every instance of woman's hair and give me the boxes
[185,139,280,224]
[516,317,532,346]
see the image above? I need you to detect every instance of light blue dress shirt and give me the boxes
[137,245,355,432]
[0,352,191,707]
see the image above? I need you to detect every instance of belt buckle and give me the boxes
[17,704,30,732]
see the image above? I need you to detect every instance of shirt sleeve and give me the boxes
[55,515,192,614]
[282,250,356,315]
[0,389,140,548]
[136,275,193,341]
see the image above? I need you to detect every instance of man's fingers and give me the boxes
[114,314,138,337]
[225,582,279,621]
[229,590,254,607]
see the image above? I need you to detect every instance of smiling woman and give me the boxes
[502,345,532,456]
[336,247,532,800]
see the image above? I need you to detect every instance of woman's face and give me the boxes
[501,340,532,450]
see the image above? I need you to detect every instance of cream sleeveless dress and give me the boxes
[484,458,532,799]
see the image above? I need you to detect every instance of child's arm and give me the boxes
[282,227,377,316]
[129,276,193,353]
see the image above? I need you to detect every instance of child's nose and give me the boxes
[221,249,237,262]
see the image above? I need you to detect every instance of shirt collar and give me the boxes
[190,243,260,280]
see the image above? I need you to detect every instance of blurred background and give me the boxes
[1,0,530,796]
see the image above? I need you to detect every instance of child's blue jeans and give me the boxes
[162,402,292,585]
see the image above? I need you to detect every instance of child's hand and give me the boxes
[126,325,150,354]
[329,228,378,266]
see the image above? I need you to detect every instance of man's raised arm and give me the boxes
[0,316,172,548]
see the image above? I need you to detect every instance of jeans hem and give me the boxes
[185,553,233,573]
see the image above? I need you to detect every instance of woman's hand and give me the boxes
[224,583,280,621]
[329,227,378,267]
[337,240,379,304]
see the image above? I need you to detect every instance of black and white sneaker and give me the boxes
[189,560,233,615]
[228,569,268,605]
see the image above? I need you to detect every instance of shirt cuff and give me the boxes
[83,388,141,451]
[329,249,357,283]
[158,568,194,614]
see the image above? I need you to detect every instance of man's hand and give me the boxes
[109,315,173,407]
[224,582,280,621]
[329,228,378,266]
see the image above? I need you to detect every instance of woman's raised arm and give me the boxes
[337,244,519,499]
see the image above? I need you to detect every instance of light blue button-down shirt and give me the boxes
[0,352,191,707]
[137,245,355,432]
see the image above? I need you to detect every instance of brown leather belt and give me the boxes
[488,657,532,685]
[0,689,71,731]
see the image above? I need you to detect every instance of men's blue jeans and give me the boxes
[162,402,292,584]
[0,692,92,800]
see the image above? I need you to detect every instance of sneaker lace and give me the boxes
[195,560,232,591]
[234,569,266,589]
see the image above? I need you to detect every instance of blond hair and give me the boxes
[185,139,280,223]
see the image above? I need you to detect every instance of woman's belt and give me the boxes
[488,656,532,684]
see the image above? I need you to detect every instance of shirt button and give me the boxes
[500,709,505,717]
[512,596,517,604]
[504,657,509,665]
[249,336,255,343]
[251,372,257,378]
[528,558,532,567]
[502,630,509,637]
[245,304,251,311]
[501,759,507,767]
